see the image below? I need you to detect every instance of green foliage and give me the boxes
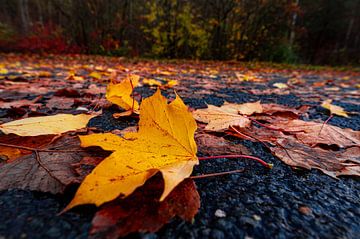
[142,0,209,58]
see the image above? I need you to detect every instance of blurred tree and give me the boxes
[0,0,358,65]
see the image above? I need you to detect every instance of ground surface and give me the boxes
[0,54,359,239]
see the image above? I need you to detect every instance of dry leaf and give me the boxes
[271,119,360,148]
[273,83,288,89]
[272,136,360,178]
[46,97,74,109]
[106,74,140,112]
[232,101,263,115]
[0,134,55,163]
[164,79,178,88]
[0,136,106,194]
[64,89,198,210]
[193,104,250,131]
[321,99,348,117]
[143,78,162,86]
[90,176,200,239]
[195,132,249,156]
[89,71,102,80]
[0,113,95,136]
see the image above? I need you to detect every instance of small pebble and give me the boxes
[253,214,261,221]
[215,209,226,218]
[299,206,312,215]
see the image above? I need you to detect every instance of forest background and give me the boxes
[0,0,359,65]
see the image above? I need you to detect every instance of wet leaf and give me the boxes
[64,89,198,210]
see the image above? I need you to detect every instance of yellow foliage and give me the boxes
[64,89,198,210]
[106,74,140,112]
[89,71,102,80]
[321,99,348,117]
[0,114,95,136]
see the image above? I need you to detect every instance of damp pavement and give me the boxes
[0,68,359,239]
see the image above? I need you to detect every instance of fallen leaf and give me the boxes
[90,176,200,238]
[272,136,360,178]
[46,97,74,109]
[193,104,251,131]
[0,134,55,163]
[321,99,348,117]
[224,101,263,115]
[106,74,140,112]
[64,89,198,210]
[143,78,162,86]
[195,132,249,156]
[164,79,178,88]
[89,71,102,80]
[0,99,41,109]
[273,83,288,89]
[0,136,106,194]
[271,119,360,148]
[0,113,95,136]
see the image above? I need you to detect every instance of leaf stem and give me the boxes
[318,114,333,136]
[198,154,273,169]
[190,169,245,179]
[247,117,302,133]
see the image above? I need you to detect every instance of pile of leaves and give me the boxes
[0,55,359,238]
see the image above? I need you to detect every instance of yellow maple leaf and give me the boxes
[106,74,140,113]
[64,89,198,210]
[89,71,102,79]
[143,78,162,86]
[164,79,178,88]
[0,114,95,136]
[321,99,348,117]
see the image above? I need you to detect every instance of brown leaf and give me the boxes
[260,104,309,118]
[0,134,55,163]
[272,136,360,178]
[0,135,106,194]
[0,99,41,109]
[271,119,360,148]
[46,97,74,109]
[195,132,250,156]
[90,176,200,239]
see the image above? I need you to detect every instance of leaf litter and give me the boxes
[0,55,359,237]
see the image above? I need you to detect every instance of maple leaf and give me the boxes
[64,89,198,210]
[0,136,107,194]
[0,134,55,163]
[271,119,360,148]
[272,136,360,178]
[106,74,140,114]
[193,102,262,131]
[321,99,348,117]
[195,131,249,156]
[90,176,200,238]
[89,71,102,80]
[142,78,162,86]
[0,113,95,136]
